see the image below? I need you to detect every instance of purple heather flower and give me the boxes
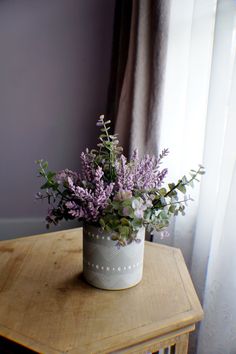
[114,149,168,193]
[132,153,168,190]
[130,148,139,162]
[65,201,75,209]
[80,149,95,183]
[68,206,84,218]
[64,165,114,223]
[55,170,67,183]
[74,186,93,202]
[115,155,134,192]
[65,201,84,219]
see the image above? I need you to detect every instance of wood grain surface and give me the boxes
[0,228,203,353]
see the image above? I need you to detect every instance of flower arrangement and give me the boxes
[36,115,204,246]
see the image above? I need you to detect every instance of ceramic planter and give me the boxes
[83,224,145,290]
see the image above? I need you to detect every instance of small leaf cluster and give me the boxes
[142,165,205,233]
[152,165,205,217]
[91,115,123,182]
[96,166,205,246]
[99,196,145,246]
[36,160,57,192]
[35,160,74,226]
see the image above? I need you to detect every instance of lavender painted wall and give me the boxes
[0,0,115,239]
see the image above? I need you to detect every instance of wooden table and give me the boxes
[0,228,203,354]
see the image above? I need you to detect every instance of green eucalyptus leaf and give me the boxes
[99,218,105,228]
[118,225,130,238]
[105,225,112,232]
[47,171,56,179]
[159,188,167,196]
[189,180,194,188]
[160,197,167,206]
[169,205,176,213]
[42,161,48,169]
[120,218,130,226]
[177,184,186,194]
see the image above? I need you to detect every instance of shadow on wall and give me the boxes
[0,0,115,240]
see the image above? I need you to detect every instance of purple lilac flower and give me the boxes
[115,155,134,191]
[115,149,168,192]
[80,149,95,182]
[65,201,84,218]
[64,166,114,223]
[129,148,169,191]
[74,186,93,202]
[115,155,134,192]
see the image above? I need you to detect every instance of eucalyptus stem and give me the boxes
[164,197,192,208]
[164,165,203,198]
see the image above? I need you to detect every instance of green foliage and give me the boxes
[35,160,73,226]
[92,115,123,182]
[36,160,58,191]
[98,164,205,245]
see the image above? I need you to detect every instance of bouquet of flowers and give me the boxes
[36,115,204,246]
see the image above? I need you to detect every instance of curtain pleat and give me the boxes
[107,0,170,156]
[106,0,133,133]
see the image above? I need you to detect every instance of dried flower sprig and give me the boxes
[36,115,205,246]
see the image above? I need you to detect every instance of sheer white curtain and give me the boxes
[158,0,217,265]
[159,0,236,353]
[195,1,236,352]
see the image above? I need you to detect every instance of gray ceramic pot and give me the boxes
[83,225,145,290]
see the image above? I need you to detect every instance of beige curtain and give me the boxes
[108,0,171,157]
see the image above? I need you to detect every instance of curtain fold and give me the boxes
[107,0,170,156]
[106,0,133,133]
